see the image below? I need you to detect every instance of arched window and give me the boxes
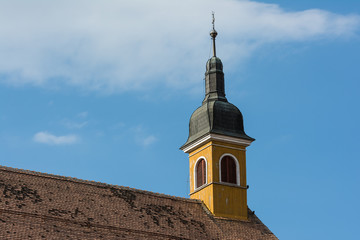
[220,155,237,184]
[195,158,206,189]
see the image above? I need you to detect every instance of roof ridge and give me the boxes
[0,165,200,204]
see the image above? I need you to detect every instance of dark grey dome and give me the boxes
[183,100,253,146]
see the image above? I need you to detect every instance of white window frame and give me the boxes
[219,153,240,186]
[194,156,208,190]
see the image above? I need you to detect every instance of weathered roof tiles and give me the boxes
[0,166,277,239]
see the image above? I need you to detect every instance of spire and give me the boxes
[210,12,218,57]
[203,12,227,104]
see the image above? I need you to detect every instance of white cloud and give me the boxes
[141,135,157,147]
[131,125,157,147]
[0,0,358,93]
[61,112,89,129]
[33,131,79,145]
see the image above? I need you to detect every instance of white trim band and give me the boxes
[181,133,253,153]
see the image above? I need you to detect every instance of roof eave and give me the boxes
[180,133,255,153]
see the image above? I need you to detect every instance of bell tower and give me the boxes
[180,15,255,220]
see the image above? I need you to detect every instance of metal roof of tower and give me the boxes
[181,14,254,149]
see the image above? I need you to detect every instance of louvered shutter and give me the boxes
[196,159,206,188]
[221,156,237,184]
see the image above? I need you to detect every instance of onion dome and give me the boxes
[181,21,254,149]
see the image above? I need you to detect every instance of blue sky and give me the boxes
[1,0,359,239]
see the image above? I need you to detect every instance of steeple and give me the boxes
[203,13,226,103]
[182,14,253,148]
[180,15,255,220]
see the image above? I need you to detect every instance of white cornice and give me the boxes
[181,133,253,153]
[181,134,211,153]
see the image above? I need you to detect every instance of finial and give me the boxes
[212,11,215,30]
[210,11,218,57]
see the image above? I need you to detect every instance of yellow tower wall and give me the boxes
[188,140,249,220]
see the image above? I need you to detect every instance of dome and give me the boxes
[206,57,223,73]
[183,100,254,146]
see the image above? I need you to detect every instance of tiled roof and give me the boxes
[0,166,277,239]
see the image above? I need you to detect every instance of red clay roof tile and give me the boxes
[0,165,277,239]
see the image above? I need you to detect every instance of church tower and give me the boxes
[180,16,255,220]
